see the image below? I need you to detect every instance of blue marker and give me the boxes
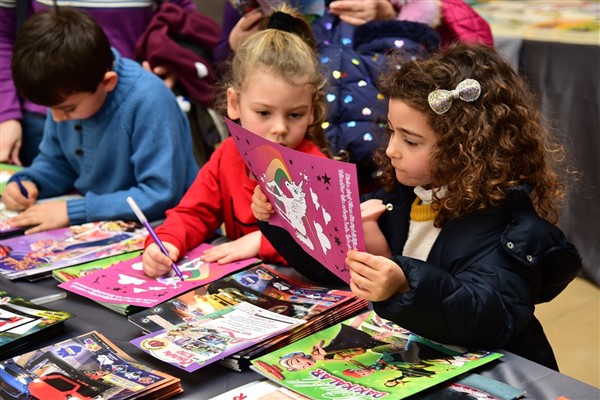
[13,176,29,199]
[126,196,184,281]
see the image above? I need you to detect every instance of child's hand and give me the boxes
[200,231,260,264]
[251,185,274,221]
[2,180,38,210]
[229,9,263,52]
[8,201,67,234]
[142,241,180,277]
[346,249,409,301]
[329,0,396,25]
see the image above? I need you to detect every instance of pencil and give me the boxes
[126,196,184,281]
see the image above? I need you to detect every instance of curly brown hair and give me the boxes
[375,43,568,226]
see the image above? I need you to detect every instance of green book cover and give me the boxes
[252,310,503,400]
[52,250,142,283]
[0,163,22,195]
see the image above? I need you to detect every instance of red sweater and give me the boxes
[147,137,326,264]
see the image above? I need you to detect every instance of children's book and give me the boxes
[131,301,307,372]
[52,250,143,283]
[59,243,262,313]
[128,263,368,371]
[0,330,182,399]
[251,310,503,400]
[0,220,146,280]
[226,118,364,284]
[0,290,74,360]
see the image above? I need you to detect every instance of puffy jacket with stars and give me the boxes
[312,15,440,191]
[259,184,582,370]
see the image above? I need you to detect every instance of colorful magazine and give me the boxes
[0,290,74,359]
[0,331,182,399]
[0,220,146,280]
[131,301,306,372]
[251,310,503,400]
[226,118,364,284]
[128,263,368,371]
[52,251,143,283]
[59,243,261,310]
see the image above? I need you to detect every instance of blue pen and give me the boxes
[13,175,29,199]
[126,196,184,281]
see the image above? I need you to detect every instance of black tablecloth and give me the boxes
[1,275,598,399]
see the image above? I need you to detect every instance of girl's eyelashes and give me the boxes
[403,136,418,146]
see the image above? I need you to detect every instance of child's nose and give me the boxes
[50,109,68,122]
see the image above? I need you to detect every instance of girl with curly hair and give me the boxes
[252,42,581,371]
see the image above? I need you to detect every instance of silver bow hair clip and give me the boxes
[427,79,481,115]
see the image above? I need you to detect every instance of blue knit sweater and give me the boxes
[13,49,199,224]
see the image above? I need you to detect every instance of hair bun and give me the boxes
[267,11,298,33]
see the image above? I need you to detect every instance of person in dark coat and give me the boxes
[251,43,582,371]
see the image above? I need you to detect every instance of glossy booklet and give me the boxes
[128,263,368,371]
[0,220,146,280]
[0,331,182,399]
[59,243,261,310]
[226,118,364,284]
[131,301,306,372]
[251,310,503,400]
[0,290,74,360]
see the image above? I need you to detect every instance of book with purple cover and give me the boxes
[59,243,261,310]
[226,119,364,284]
[0,221,146,280]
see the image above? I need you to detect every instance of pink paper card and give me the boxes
[59,243,261,308]
[225,119,364,283]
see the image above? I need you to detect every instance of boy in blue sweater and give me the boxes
[1,8,199,234]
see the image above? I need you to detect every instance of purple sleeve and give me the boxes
[0,6,22,123]
[168,0,196,11]
[214,2,242,65]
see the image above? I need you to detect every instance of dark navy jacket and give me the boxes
[260,184,581,370]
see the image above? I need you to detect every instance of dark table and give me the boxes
[1,274,599,399]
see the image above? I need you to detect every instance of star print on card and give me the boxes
[225,119,365,284]
[59,243,261,308]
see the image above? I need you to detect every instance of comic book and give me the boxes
[59,243,262,314]
[251,310,503,400]
[0,290,74,360]
[226,118,364,284]
[0,331,182,399]
[131,301,307,372]
[128,263,368,371]
[0,220,146,280]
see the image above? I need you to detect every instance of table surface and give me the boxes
[1,272,598,399]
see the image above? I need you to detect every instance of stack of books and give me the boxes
[0,290,74,360]
[0,331,182,399]
[0,220,146,281]
[128,263,368,371]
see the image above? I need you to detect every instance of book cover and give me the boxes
[129,263,358,333]
[226,118,364,284]
[251,310,503,400]
[0,330,182,399]
[0,220,146,280]
[131,301,306,372]
[52,250,143,283]
[0,291,74,360]
[59,243,261,309]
